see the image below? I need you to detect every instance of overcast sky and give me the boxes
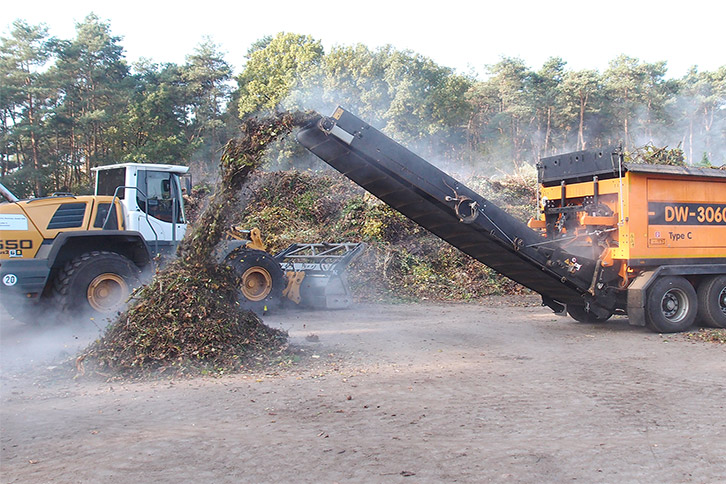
[3,0,724,78]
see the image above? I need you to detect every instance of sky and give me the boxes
[2,0,725,79]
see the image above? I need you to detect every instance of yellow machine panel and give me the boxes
[0,203,44,259]
[0,195,124,260]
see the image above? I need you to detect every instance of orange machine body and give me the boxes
[539,165,726,278]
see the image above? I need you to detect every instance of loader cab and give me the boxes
[93,163,190,253]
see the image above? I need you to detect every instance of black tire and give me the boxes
[225,248,284,314]
[645,276,697,333]
[53,251,140,316]
[567,304,612,323]
[697,275,726,328]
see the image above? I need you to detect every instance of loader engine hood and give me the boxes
[1,195,123,260]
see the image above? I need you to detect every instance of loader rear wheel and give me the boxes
[87,273,129,312]
[697,275,726,328]
[646,276,697,333]
[53,251,140,317]
[567,305,612,324]
[225,248,284,314]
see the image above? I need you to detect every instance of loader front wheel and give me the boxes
[697,275,726,328]
[53,251,140,317]
[226,249,284,314]
[646,276,697,333]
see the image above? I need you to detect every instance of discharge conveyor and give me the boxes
[297,107,613,315]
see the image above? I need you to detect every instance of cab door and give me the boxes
[128,170,186,249]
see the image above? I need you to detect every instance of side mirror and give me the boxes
[180,174,192,195]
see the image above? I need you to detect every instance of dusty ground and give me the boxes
[1,297,725,483]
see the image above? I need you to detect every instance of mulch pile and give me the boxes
[78,111,316,378]
[234,170,536,302]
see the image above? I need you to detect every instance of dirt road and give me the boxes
[1,297,725,483]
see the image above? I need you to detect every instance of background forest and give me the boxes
[2,14,725,198]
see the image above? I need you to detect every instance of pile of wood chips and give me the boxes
[78,111,315,378]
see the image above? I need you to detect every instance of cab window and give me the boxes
[136,170,184,223]
[96,168,125,199]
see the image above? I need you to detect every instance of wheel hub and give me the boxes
[88,273,129,312]
[664,297,677,313]
[661,288,688,322]
[241,267,272,302]
[719,287,726,316]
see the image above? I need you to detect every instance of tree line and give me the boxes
[1,15,232,197]
[2,17,725,198]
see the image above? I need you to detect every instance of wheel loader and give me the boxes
[0,163,362,323]
[297,106,726,333]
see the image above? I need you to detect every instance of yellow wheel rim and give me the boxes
[241,267,272,301]
[87,273,129,312]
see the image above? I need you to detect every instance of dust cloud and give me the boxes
[0,306,115,376]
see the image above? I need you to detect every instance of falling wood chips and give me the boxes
[78,111,316,378]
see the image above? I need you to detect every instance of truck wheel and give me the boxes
[696,275,726,328]
[225,248,284,314]
[646,276,697,333]
[567,305,612,323]
[53,251,140,316]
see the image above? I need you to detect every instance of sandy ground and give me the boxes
[1,296,725,483]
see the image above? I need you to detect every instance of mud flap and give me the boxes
[626,270,658,326]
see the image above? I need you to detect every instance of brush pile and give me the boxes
[236,169,537,302]
[79,111,315,378]
[627,144,685,166]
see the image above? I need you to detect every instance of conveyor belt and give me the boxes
[297,108,594,306]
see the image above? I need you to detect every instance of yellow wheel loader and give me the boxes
[0,164,362,323]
